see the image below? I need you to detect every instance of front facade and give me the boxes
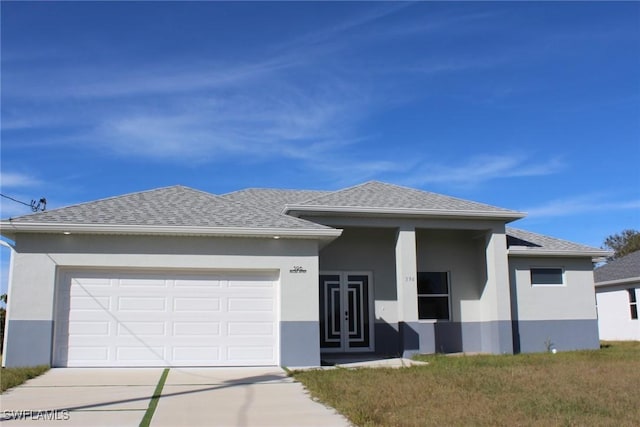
[1,181,610,368]
[595,251,640,341]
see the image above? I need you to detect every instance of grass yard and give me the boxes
[293,342,640,427]
[1,365,49,393]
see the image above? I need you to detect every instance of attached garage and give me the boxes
[53,270,279,367]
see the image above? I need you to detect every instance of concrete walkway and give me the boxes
[0,368,350,426]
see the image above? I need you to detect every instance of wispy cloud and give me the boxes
[405,154,564,187]
[270,2,413,53]
[0,172,42,189]
[0,3,584,188]
[87,75,370,163]
[523,195,640,218]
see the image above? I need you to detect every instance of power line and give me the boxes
[0,193,47,212]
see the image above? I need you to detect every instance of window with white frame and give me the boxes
[417,272,450,320]
[530,268,564,286]
[628,288,638,320]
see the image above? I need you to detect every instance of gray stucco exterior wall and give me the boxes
[513,319,599,353]
[280,321,321,367]
[4,320,53,367]
[414,321,513,354]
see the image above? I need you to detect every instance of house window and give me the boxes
[530,268,564,285]
[629,289,638,320]
[417,272,450,320]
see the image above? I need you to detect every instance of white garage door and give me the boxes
[54,270,279,367]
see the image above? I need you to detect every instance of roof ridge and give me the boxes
[293,180,520,213]
[216,190,333,229]
[291,181,379,206]
[220,187,330,197]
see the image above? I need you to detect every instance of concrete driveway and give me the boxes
[0,368,350,426]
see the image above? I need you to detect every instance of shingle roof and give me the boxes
[506,227,608,255]
[221,188,330,214]
[4,185,330,230]
[286,181,523,217]
[594,250,640,283]
[2,182,607,257]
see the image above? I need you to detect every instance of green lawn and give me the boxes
[1,365,50,393]
[293,342,640,427]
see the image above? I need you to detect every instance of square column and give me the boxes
[395,226,420,356]
[481,226,514,354]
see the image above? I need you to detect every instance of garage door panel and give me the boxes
[117,346,166,361]
[173,322,221,336]
[174,278,222,288]
[69,321,111,336]
[118,278,167,288]
[55,270,278,367]
[118,296,166,311]
[118,321,166,336]
[72,277,112,288]
[172,346,220,361]
[70,296,111,310]
[227,321,274,336]
[228,297,274,312]
[69,347,110,362]
[173,297,220,312]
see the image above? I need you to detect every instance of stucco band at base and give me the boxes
[513,319,599,353]
[415,321,513,354]
[3,320,53,367]
[280,321,321,367]
[374,322,401,356]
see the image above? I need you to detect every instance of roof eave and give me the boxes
[0,221,343,240]
[284,205,526,222]
[595,277,640,288]
[508,248,612,261]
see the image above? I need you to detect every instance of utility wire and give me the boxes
[0,193,47,212]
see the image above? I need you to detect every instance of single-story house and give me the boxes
[595,250,640,341]
[0,181,611,368]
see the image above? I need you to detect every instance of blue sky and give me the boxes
[1,2,639,296]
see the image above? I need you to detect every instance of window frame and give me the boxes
[530,267,565,286]
[416,271,451,321]
[628,288,638,320]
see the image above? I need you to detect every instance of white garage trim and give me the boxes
[53,269,280,367]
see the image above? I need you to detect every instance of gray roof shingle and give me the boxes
[506,227,606,254]
[288,181,523,216]
[5,185,330,230]
[221,188,330,214]
[594,250,640,283]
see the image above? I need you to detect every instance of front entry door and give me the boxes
[320,272,374,352]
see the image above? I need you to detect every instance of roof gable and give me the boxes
[286,181,524,218]
[4,186,331,231]
[595,250,640,283]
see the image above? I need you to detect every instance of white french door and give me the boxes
[319,272,374,352]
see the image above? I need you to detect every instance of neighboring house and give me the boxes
[0,181,611,368]
[594,250,640,341]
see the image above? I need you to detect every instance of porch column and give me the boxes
[395,226,420,357]
[481,226,514,354]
